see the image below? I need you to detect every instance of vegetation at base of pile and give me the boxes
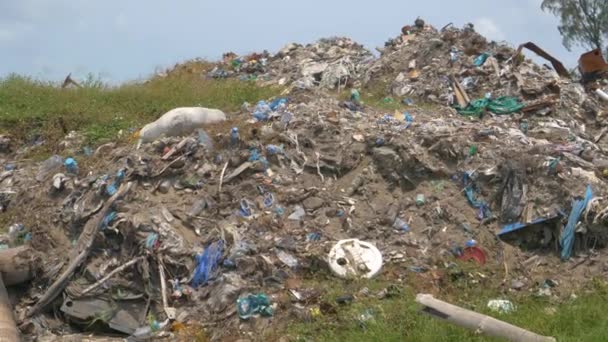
[0,73,282,146]
[282,276,608,342]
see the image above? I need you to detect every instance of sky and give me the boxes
[0,0,586,84]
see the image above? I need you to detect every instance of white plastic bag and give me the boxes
[138,107,226,144]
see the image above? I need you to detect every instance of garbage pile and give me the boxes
[1,20,608,341]
[206,37,375,90]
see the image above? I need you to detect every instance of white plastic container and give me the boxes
[328,239,382,279]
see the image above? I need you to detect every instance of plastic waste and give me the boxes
[415,194,425,206]
[263,192,275,208]
[487,299,515,313]
[276,249,298,268]
[145,233,159,250]
[8,224,28,247]
[83,146,93,156]
[560,185,593,260]
[236,294,273,319]
[462,172,491,220]
[138,107,226,143]
[252,101,272,121]
[101,211,117,229]
[455,97,524,117]
[230,127,240,145]
[328,239,383,279]
[473,52,490,66]
[197,129,214,150]
[239,199,253,217]
[4,164,15,171]
[128,319,170,341]
[350,89,361,103]
[106,170,126,196]
[465,239,477,248]
[192,240,224,287]
[269,97,288,111]
[393,218,410,232]
[404,112,413,128]
[266,144,284,155]
[36,155,63,182]
[288,205,305,221]
[307,232,321,241]
[63,157,78,175]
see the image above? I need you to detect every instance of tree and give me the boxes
[541,0,608,55]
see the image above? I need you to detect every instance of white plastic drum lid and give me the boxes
[328,239,383,279]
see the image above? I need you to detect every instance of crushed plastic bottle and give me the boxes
[276,249,298,268]
[197,129,214,150]
[393,218,410,232]
[36,155,63,182]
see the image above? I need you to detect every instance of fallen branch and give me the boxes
[80,256,145,295]
[27,182,133,317]
[314,152,325,183]
[416,294,555,342]
[158,256,175,320]
[218,161,229,193]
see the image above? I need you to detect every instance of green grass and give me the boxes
[284,275,608,342]
[0,73,282,146]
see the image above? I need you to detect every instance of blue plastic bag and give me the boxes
[560,185,593,260]
[192,240,224,287]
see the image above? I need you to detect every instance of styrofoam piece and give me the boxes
[328,239,382,279]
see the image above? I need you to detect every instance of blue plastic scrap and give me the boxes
[498,214,561,237]
[102,211,117,229]
[474,52,491,66]
[240,199,253,217]
[106,169,126,196]
[560,185,593,261]
[192,240,224,287]
[464,191,489,219]
[236,293,273,319]
[269,98,288,111]
[64,157,78,174]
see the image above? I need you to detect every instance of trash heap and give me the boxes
[1,21,608,341]
[365,23,602,121]
[205,37,375,90]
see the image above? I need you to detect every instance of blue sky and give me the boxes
[0,0,584,83]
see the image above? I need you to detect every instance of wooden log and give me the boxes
[0,246,40,286]
[416,294,555,342]
[0,274,19,341]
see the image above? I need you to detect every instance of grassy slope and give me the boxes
[1,74,607,340]
[0,74,280,146]
[285,277,608,342]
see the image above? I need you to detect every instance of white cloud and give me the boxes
[474,17,505,41]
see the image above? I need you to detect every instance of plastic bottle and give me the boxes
[64,157,79,175]
[350,89,361,103]
[230,127,240,146]
[36,155,63,182]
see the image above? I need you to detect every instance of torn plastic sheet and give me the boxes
[498,214,562,237]
[560,185,593,261]
[192,240,224,287]
[462,172,491,220]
